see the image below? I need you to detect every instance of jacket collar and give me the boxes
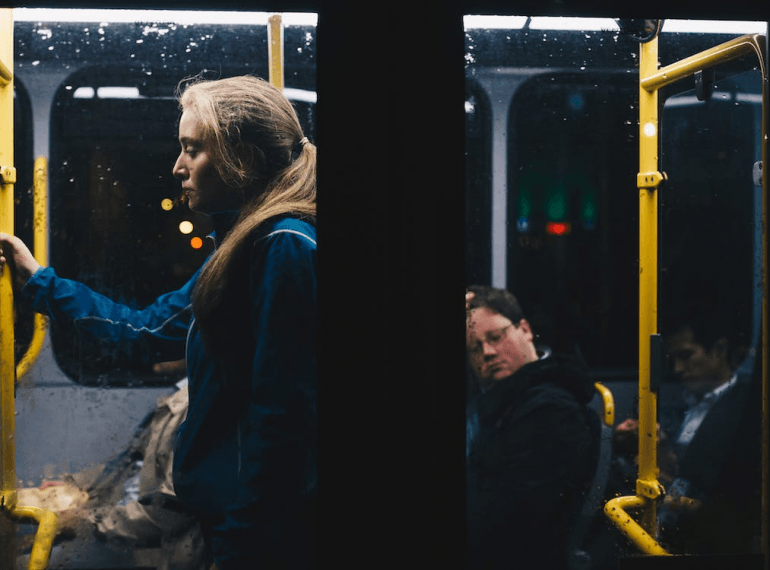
[474,354,594,422]
[207,210,241,248]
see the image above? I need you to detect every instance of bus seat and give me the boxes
[567,382,616,570]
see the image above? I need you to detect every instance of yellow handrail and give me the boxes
[594,382,615,427]
[16,157,49,381]
[0,10,18,570]
[641,34,765,93]
[268,14,284,91]
[7,505,57,570]
[1,5,17,512]
[604,495,670,556]
[1,11,57,569]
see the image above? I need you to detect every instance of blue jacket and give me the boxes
[22,263,197,366]
[174,214,317,567]
[22,213,317,567]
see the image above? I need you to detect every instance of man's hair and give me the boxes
[662,302,733,353]
[662,303,750,370]
[467,285,525,326]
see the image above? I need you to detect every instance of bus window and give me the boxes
[11,14,317,386]
[507,72,639,375]
[659,67,762,359]
[656,63,763,556]
[9,11,318,566]
[48,68,214,385]
[464,15,766,565]
[464,19,643,382]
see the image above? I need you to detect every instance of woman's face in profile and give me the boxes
[172,108,240,215]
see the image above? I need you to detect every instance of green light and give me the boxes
[517,188,532,218]
[516,171,548,220]
[580,182,597,224]
[546,181,567,221]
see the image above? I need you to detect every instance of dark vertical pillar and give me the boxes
[316,1,466,567]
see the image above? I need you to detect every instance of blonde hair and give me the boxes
[179,75,316,353]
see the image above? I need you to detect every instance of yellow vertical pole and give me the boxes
[637,35,665,535]
[16,157,48,383]
[0,7,17,513]
[268,14,284,91]
[0,8,17,568]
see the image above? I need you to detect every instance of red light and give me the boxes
[546,222,571,236]
[190,236,203,249]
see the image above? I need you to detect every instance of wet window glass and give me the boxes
[13,11,316,386]
[8,11,316,568]
[464,15,765,567]
[465,19,642,381]
[657,62,764,557]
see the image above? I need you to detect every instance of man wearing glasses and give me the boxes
[465,285,602,570]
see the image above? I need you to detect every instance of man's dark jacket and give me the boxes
[661,371,762,555]
[466,355,600,570]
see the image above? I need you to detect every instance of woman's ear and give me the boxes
[233,141,267,183]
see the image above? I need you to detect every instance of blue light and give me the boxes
[568,92,584,111]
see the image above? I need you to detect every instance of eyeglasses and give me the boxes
[467,323,513,356]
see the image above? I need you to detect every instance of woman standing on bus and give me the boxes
[1,75,317,570]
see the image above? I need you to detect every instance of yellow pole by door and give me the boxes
[0,6,17,510]
[636,33,665,537]
[0,7,16,568]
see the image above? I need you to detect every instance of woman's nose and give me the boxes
[172,154,185,178]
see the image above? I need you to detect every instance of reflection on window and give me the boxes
[464,15,765,565]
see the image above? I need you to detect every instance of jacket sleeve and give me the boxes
[227,227,317,549]
[20,265,200,363]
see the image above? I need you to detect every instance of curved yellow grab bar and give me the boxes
[604,495,670,556]
[641,34,765,93]
[8,504,58,570]
[16,157,49,381]
[594,382,615,427]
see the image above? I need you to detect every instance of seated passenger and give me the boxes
[657,312,761,555]
[465,285,601,570]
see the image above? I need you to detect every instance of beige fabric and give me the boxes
[19,385,207,570]
[17,482,89,514]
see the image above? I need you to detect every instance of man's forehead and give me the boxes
[665,327,698,348]
[467,307,510,333]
